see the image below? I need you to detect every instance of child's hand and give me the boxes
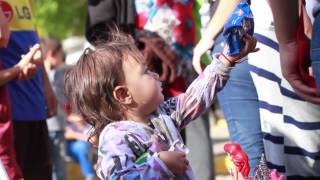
[220,34,259,66]
[193,37,215,74]
[158,151,189,176]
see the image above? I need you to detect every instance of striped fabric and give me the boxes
[249,1,320,178]
[248,25,320,179]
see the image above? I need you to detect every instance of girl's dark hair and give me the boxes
[64,31,142,141]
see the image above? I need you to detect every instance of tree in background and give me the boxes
[35,0,87,40]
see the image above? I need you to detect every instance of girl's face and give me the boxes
[122,55,164,115]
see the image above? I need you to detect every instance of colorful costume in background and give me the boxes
[135,0,196,62]
[223,0,254,56]
[96,56,231,180]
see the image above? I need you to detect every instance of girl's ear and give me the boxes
[113,85,132,105]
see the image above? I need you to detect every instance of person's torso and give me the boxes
[0,0,47,121]
[98,109,194,179]
[47,68,67,131]
[250,0,274,31]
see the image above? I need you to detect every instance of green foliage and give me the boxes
[35,0,87,40]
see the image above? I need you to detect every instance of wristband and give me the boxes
[219,52,235,66]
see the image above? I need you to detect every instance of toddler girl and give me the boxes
[64,31,257,179]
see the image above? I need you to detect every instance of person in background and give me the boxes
[195,0,320,178]
[0,15,40,177]
[197,0,264,175]
[0,0,57,179]
[65,113,95,180]
[41,37,68,180]
[193,0,320,104]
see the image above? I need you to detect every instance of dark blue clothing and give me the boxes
[67,140,94,178]
[311,12,320,94]
[0,31,47,121]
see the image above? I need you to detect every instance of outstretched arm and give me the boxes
[163,35,258,130]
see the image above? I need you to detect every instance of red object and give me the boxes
[163,76,187,97]
[135,0,196,47]
[0,66,23,179]
[224,143,250,178]
[156,0,174,7]
[297,4,316,87]
[172,2,196,46]
[135,11,148,30]
[64,102,72,115]
[0,1,13,22]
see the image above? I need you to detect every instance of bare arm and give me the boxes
[269,0,320,104]
[269,0,299,44]
[192,0,242,73]
[205,0,242,40]
[0,66,21,86]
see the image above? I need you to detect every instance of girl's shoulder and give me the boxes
[100,121,153,141]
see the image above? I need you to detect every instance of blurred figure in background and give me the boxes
[65,113,95,180]
[41,37,68,180]
[0,0,57,179]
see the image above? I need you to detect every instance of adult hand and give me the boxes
[17,44,41,80]
[17,63,37,81]
[16,44,40,69]
[0,6,10,47]
[280,42,320,104]
[192,37,215,74]
[158,151,189,176]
